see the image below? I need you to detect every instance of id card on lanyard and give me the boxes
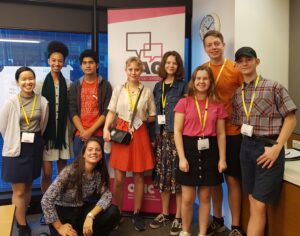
[18,93,37,143]
[241,75,260,137]
[158,81,174,125]
[194,96,210,150]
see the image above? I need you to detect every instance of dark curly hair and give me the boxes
[47,41,69,59]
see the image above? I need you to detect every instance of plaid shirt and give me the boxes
[232,76,297,136]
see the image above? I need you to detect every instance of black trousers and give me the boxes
[49,203,120,236]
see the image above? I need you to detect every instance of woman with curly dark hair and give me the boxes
[38,42,72,208]
[41,137,120,236]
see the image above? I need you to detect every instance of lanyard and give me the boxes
[127,84,139,112]
[241,75,260,123]
[18,93,37,127]
[194,96,209,134]
[161,80,173,111]
[208,58,227,86]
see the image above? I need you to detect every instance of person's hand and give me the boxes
[179,158,189,172]
[218,159,227,173]
[57,223,77,236]
[80,129,93,141]
[103,128,111,142]
[257,145,281,168]
[83,217,94,236]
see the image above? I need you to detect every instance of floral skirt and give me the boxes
[153,128,181,193]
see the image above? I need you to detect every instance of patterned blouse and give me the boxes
[41,165,112,224]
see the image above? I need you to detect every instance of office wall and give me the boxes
[235,0,289,89]
[289,0,300,133]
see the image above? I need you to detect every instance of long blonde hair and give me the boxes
[187,65,219,102]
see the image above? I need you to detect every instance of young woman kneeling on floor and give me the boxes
[41,137,120,236]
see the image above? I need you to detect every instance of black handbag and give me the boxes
[110,86,144,145]
[110,127,132,145]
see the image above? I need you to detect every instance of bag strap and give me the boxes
[129,85,144,128]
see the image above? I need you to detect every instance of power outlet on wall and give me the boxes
[292,140,300,150]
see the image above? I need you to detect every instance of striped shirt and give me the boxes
[232,76,297,136]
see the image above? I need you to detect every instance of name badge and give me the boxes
[21,132,35,143]
[241,123,253,137]
[197,138,209,150]
[133,117,143,130]
[157,115,166,125]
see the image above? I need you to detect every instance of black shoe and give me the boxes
[229,228,247,236]
[132,213,146,231]
[149,214,170,229]
[170,218,182,235]
[113,214,125,231]
[206,216,225,236]
[18,224,31,236]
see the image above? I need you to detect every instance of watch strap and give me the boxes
[87,212,95,220]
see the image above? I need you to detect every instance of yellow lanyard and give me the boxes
[194,96,209,134]
[241,75,260,123]
[18,93,37,127]
[127,84,139,112]
[161,80,174,112]
[208,58,227,86]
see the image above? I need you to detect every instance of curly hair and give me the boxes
[47,41,69,59]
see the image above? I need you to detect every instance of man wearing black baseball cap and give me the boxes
[232,47,297,236]
[234,47,257,61]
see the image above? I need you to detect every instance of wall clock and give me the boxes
[199,13,221,40]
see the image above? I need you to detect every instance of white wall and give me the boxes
[192,0,235,71]
[235,0,289,88]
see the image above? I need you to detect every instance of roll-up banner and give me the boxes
[107,6,185,213]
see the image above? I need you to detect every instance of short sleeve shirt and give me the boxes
[174,96,228,137]
[231,77,297,136]
[202,59,243,135]
[108,83,156,122]
[77,79,101,136]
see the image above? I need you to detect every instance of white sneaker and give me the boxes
[179,231,191,236]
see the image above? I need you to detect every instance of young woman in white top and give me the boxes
[103,56,156,231]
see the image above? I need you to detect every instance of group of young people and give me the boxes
[0,30,297,236]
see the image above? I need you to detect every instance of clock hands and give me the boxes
[207,21,214,30]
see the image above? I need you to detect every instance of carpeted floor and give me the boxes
[12,213,230,236]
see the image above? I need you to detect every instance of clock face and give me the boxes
[199,13,220,40]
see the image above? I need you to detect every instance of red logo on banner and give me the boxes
[110,175,176,214]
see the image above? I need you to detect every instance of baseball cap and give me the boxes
[235,47,257,61]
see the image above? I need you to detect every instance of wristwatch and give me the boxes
[87,212,95,220]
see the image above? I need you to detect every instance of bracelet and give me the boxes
[87,212,95,220]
